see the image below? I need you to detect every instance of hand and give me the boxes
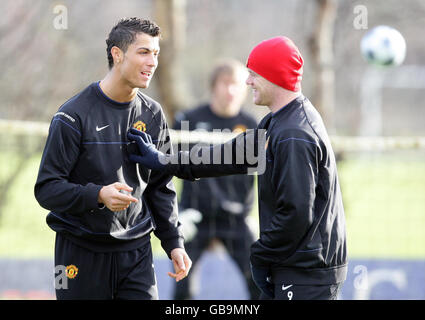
[250,263,274,299]
[97,182,138,212]
[127,128,166,170]
[168,248,192,282]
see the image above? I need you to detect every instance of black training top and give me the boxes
[164,95,347,285]
[34,82,184,256]
[173,104,257,220]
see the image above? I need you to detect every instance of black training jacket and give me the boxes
[34,82,184,256]
[163,95,347,285]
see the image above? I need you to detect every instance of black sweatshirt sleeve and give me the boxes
[34,112,102,215]
[250,130,320,267]
[145,118,184,258]
[164,128,266,180]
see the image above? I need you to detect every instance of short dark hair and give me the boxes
[106,17,161,69]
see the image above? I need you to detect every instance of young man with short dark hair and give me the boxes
[34,17,191,300]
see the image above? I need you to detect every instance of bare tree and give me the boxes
[0,1,51,221]
[153,0,190,122]
[309,0,337,133]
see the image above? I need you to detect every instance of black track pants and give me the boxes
[54,233,158,300]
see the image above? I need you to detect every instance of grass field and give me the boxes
[339,152,425,258]
[0,151,424,259]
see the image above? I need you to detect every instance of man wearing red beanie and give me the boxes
[127,36,347,300]
[246,36,303,93]
[243,36,346,300]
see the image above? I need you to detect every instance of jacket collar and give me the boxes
[271,94,305,118]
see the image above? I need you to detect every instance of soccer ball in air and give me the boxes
[361,25,406,67]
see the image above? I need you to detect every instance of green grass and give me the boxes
[0,154,55,257]
[339,154,425,259]
[0,151,424,259]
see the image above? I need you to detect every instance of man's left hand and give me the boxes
[250,263,274,298]
[168,248,192,282]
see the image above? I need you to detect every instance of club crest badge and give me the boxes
[65,265,78,279]
[133,121,147,132]
[232,124,247,133]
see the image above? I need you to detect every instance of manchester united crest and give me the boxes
[133,121,147,132]
[232,124,247,133]
[65,265,78,279]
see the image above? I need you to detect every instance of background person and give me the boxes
[172,59,260,300]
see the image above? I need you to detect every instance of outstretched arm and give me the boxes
[127,127,266,180]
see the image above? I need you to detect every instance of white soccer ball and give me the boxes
[361,25,406,67]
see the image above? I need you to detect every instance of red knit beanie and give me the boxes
[246,36,304,92]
